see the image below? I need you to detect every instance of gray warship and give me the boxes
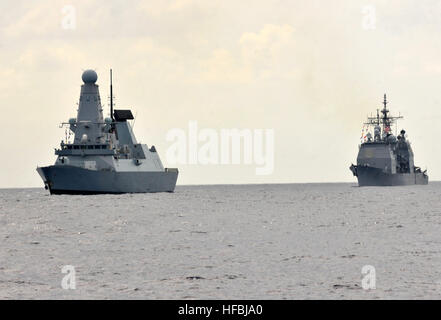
[350,94,428,186]
[37,69,178,194]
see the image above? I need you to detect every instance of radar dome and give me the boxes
[82,69,98,84]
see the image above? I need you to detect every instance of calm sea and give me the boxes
[1,183,440,299]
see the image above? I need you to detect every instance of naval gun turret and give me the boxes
[37,69,178,194]
[349,94,428,186]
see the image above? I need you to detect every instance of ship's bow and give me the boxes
[36,166,52,191]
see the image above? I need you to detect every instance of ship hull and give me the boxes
[37,165,178,194]
[352,165,428,186]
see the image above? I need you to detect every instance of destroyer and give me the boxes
[37,69,178,194]
[350,94,428,186]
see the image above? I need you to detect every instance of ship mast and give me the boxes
[380,93,403,134]
[381,93,391,133]
[364,93,403,140]
[110,69,114,120]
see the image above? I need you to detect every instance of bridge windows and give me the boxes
[59,144,110,152]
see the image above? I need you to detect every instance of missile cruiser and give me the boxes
[350,94,428,186]
[37,69,178,194]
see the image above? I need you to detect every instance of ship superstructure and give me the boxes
[37,69,178,194]
[350,94,428,186]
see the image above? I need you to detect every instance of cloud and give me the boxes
[138,0,219,16]
[240,24,294,61]
[1,1,59,38]
[199,48,250,83]
[240,24,296,78]
[198,24,296,83]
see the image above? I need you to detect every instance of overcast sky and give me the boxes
[1,0,441,188]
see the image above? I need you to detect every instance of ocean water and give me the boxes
[0,183,440,299]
